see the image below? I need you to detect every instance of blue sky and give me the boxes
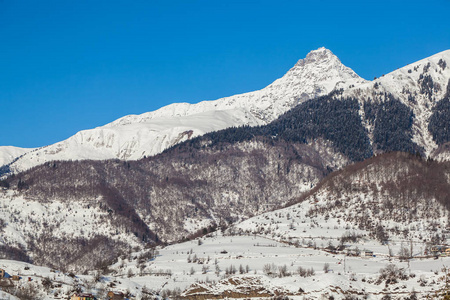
[1,0,449,148]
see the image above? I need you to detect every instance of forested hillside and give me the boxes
[1,136,346,270]
[171,91,422,160]
[1,86,446,271]
[238,152,450,249]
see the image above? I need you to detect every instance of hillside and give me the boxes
[2,144,450,275]
[176,93,372,162]
[237,152,450,247]
[0,136,348,271]
[1,153,450,299]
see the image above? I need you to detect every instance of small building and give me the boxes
[11,275,20,281]
[431,247,439,256]
[70,293,96,300]
[364,250,374,257]
[431,245,441,254]
[0,269,5,279]
[107,291,125,300]
[431,245,448,255]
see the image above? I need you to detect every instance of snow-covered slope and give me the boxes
[236,152,450,246]
[0,189,142,272]
[0,146,35,166]
[8,109,261,172]
[343,49,450,157]
[6,47,365,174]
[110,47,364,126]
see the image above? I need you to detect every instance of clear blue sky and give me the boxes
[1,0,449,148]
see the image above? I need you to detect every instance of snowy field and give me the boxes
[1,233,450,299]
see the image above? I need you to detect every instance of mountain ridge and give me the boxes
[0,146,35,166]
[4,48,450,175]
[2,47,365,174]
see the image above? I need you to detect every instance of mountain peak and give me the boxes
[268,48,365,101]
[306,47,335,59]
[294,47,340,68]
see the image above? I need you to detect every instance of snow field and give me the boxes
[2,232,450,298]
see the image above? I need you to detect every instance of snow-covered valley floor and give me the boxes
[2,233,450,299]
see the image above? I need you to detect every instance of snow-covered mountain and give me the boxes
[0,146,35,166]
[342,49,450,158]
[4,47,365,174]
[4,48,450,174]
[110,47,364,126]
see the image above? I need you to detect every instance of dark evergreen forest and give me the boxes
[364,95,421,154]
[429,94,450,145]
[171,92,423,161]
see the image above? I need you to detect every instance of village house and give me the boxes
[430,245,449,256]
[0,269,20,281]
[364,250,374,257]
[431,245,441,254]
[70,293,96,300]
[107,291,125,300]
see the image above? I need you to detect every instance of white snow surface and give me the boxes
[8,109,261,172]
[0,146,35,166]
[3,233,450,299]
[6,47,365,173]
